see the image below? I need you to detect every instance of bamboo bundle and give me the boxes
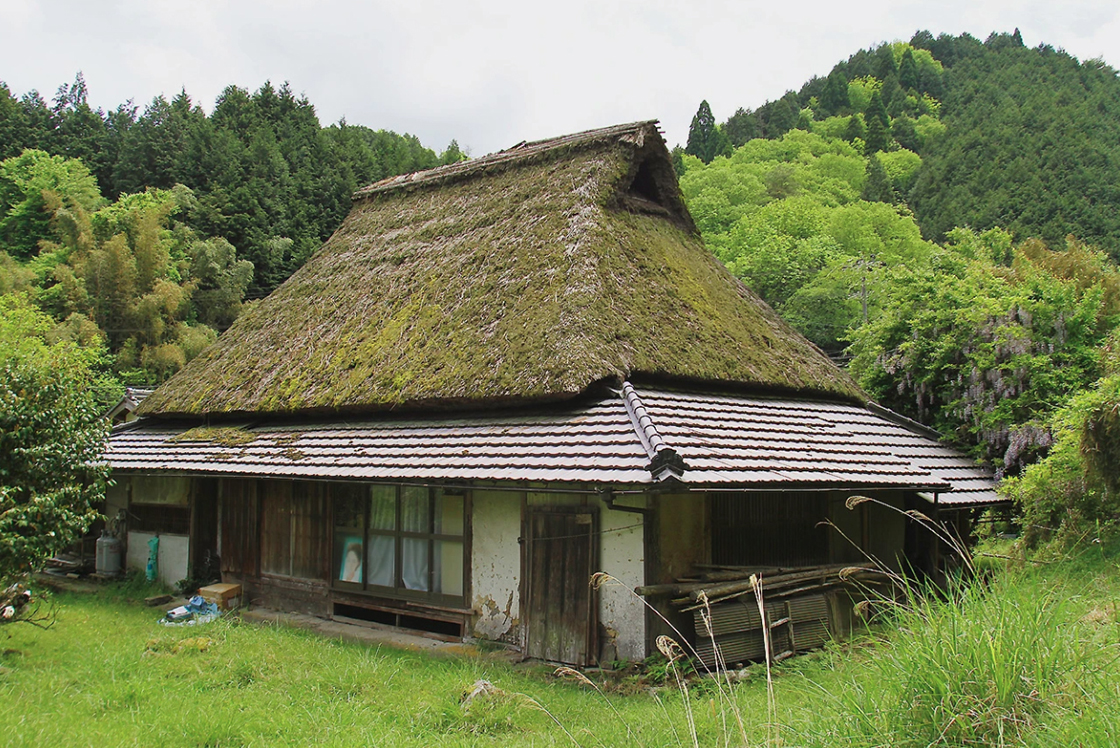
[636,563,893,613]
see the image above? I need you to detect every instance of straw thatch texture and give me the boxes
[140,122,861,417]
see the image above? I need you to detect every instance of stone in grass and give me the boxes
[145,594,173,607]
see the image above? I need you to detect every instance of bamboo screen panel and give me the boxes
[260,481,328,579]
[711,492,829,568]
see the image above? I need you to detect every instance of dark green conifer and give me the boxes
[874,44,898,79]
[899,48,920,91]
[724,107,760,147]
[843,114,866,144]
[865,114,888,154]
[820,69,850,116]
[686,100,722,163]
[919,65,945,99]
[891,116,920,151]
[866,90,890,130]
[861,154,895,202]
[765,97,798,138]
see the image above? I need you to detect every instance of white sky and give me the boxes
[2,0,1119,157]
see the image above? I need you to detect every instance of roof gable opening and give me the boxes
[629,156,665,206]
[618,152,695,233]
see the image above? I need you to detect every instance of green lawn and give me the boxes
[2,546,1120,747]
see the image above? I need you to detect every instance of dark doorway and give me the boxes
[190,478,220,582]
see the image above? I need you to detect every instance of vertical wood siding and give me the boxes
[220,478,259,577]
[260,481,328,579]
[711,492,829,567]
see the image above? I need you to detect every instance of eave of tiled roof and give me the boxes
[108,384,1001,505]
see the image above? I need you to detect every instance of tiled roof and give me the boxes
[107,384,1001,505]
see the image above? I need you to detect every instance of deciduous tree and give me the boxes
[0,294,108,590]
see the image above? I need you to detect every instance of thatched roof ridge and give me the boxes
[354,121,662,200]
[139,120,861,418]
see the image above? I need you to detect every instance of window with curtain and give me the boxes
[333,484,466,604]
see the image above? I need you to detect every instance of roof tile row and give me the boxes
[107,384,1001,505]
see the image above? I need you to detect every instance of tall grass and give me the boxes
[7,545,1120,746]
[800,568,1117,747]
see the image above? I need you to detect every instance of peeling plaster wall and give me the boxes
[597,502,646,662]
[468,488,648,661]
[470,490,522,644]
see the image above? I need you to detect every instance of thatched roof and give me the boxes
[140,121,861,418]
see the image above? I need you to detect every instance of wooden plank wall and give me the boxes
[260,482,293,576]
[220,478,259,578]
[258,481,329,580]
[292,482,328,580]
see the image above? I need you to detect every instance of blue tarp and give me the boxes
[158,595,221,626]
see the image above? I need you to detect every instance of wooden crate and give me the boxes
[199,583,242,610]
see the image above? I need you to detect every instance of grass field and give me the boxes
[2,544,1119,747]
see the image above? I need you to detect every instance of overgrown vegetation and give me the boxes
[0,75,464,295]
[678,33,1120,514]
[0,295,107,596]
[4,543,1120,746]
[0,76,462,388]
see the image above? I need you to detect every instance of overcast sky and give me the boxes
[3,0,1119,157]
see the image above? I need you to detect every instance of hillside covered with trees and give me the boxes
[0,77,460,389]
[679,31,1120,540]
[688,30,1120,260]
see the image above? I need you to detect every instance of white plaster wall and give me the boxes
[470,490,522,643]
[598,505,646,662]
[126,532,189,588]
[470,490,648,661]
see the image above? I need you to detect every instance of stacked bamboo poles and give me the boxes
[636,563,893,612]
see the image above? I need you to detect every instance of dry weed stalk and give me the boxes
[752,574,779,747]
[656,635,700,748]
[591,572,758,746]
[696,591,749,746]
[553,666,640,746]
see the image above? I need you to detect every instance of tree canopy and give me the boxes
[0,77,454,296]
[0,294,109,587]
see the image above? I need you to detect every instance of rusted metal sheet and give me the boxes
[524,508,597,666]
[694,592,832,668]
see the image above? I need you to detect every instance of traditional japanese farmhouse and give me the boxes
[106,121,1000,666]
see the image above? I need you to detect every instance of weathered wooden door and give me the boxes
[524,507,597,665]
[220,478,259,578]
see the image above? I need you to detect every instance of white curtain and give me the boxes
[401,538,428,590]
[400,487,430,590]
[366,534,395,587]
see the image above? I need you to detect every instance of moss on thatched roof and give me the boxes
[140,121,861,417]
